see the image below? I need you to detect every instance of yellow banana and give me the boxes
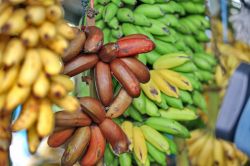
[32,71,50,98]
[150,70,179,98]
[196,135,214,166]
[27,125,41,154]
[157,69,193,91]
[133,126,147,165]
[5,83,30,113]
[39,21,56,42]
[20,27,39,47]
[0,35,9,64]
[46,5,63,22]
[18,49,42,87]
[51,75,74,92]
[49,81,67,99]
[38,48,63,76]
[26,5,46,26]
[1,8,27,35]
[7,0,26,5]
[0,5,13,29]
[140,78,162,103]
[187,129,204,145]
[57,21,77,40]
[234,145,248,165]
[213,139,225,166]
[121,121,134,151]
[0,93,6,114]
[37,99,54,137]
[48,35,69,55]
[225,158,241,166]
[3,38,25,67]
[50,95,80,112]
[0,65,19,94]
[188,133,209,157]
[12,97,39,131]
[215,65,226,86]
[221,140,236,160]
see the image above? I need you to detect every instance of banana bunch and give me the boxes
[187,129,249,166]
[0,0,82,155]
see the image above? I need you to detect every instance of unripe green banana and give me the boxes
[163,94,184,109]
[185,16,204,30]
[121,23,138,36]
[156,93,169,110]
[96,19,105,29]
[199,70,214,81]
[97,0,111,5]
[102,3,118,22]
[109,35,117,42]
[164,135,177,154]
[138,54,147,65]
[112,0,124,7]
[195,31,209,42]
[121,0,136,5]
[111,26,123,38]
[132,92,146,114]
[103,28,111,44]
[95,5,104,20]
[123,108,130,117]
[180,18,198,34]
[179,90,193,104]
[172,61,197,73]
[104,144,115,166]
[155,0,170,3]
[182,35,203,52]
[134,4,165,18]
[180,2,205,14]
[194,70,203,81]
[133,13,152,27]
[146,142,167,165]
[145,97,160,117]
[157,1,185,14]
[144,19,169,35]
[143,50,161,65]
[145,117,190,138]
[175,41,190,52]
[139,0,155,4]
[126,106,143,122]
[193,90,207,111]
[117,8,134,23]
[155,35,178,44]
[135,26,155,42]
[154,40,178,54]
[119,153,132,166]
[107,17,119,30]
[113,157,119,166]
[133,153,150,166]
[157,15,181,28]
[148,154,155,162]
[180,73,202,91]
[159,107,197,121]
[194,53,217,66]
[193,56,213,71]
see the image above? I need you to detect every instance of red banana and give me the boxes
[63,54,99,77]
[83,26,104,53]
[117,38,155,57]
[110,59,141,97]
[81,126,106,166]
[79,97,105,124]
[99,118,129,154]
[120,57,150,83]
[118,34,149,41]
[47,128,75,148]
[98,42,119,63]
[95,61,113,106]
[55,109,92,127]
[106,88,132,118]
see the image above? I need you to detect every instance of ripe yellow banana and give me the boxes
[221,140,236,161]
[18,49,42,87]
[49,82,67,99]
[150,70,179,98]
[3,38,25,67]
[215,65,226,87]
[38,48,63,76]
[57,21,77,40]
[50,95,80,112]
[26,5,46,26]
[213,139,225,166]
[188,133,209,157]
[1,8,27,35]
[32,71,50,98]
[0,5,13,29]
[48,35,69,55]
[0,94,6,114]
[133,126,147,165]
[157,69,193,91]
[51,75,74,92]
[5,83,30,113]
[20,27,39,47]
[37,99,54,137]
[46,5,63,22]
[140,78,162,103]
[234,145,248,165]
[39,21,56,42]
[196,135,214,166]
[121,121,134,151]
[0,65,19,94]
[7,0,26,5]
[0,35,9,64]
[187,129,204,145]
[27,125,41,154]
[12,97,39,131]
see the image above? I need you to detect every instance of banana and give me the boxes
[119,153,132,166]
[39,21,56,42]
[3,38,25,67]
[180,73,202,91]
[111,26,123,38]
[187,129,204,145]
[180,2,205,14]
[196,135,214,166]
[1,8,27,35]
[221,140,236,161]
[145,19,169,36]
[0,5,13,29]
[151,70,179,98]
[117,8,134,23]
[96,20,105,29]
[133,126,147,164]
[51,75,74,92]
[18,49,42,87]
[134,4,165,18]
[193,90,207,111]
[145,117,190,138]
[102,3,118,23]
[51,95,80,112]
[48,35,69,55]
[121,121,134,151]
[155,93,169,109]
[163,94,184,109]
[126,106,143,122]
[107,17,119,29]
[0,94,6,114]
[38,48,63,76]
[154,39,178,54]
[27,125,41,154]
[111,0,123,7]
[154,34,178,44]
[140,125,170,153]
[0,65,19,94]
[11,97,39,131]
[146,141,167,165]
[135,26,155,42]
[46,5,63,22]
[121,0,136,5]
[96,5,105,21]
[57,21,77,40]
[21,27,39,47]
[104,144,115,166]
[157,14,180,28]
[145,97,160,116]
[159,107,197,121]
[172,61,197,73]
[33,71,50,98]
[143,50,161,65]
[139,0,155,4]
[25,5,46,26]
[179,90,193,104]
[48,128,75,148]
[193,55,213,71]
[213,139,225,166]
[140,78,162,103]
[97,0,111,5]
[49,81,67,99]
[133,12,151,27]
[188,133,209,157]
[157,1,185,14]
[37,99,54,137]
[121,23,138,36]
[164,136,177,154]
[157,69,193,91]
[132,91,146,114]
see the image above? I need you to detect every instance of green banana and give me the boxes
[109,35,117,42]
[145,97,160,117]
[196,31,209,42]
[121,0,136,5]
[155,35,178,44]
[103,28,111,44]
[179,18,198,34]
[144,19,169,35]
[180,73,202,91]
[96,19,105,29]
[143,50,161,65]
[133,153,150,166]
[157,15,180,28]
[121,23,138,35]
[119,153,132,166]
[112,118,124,125]
[193,90,207,111]
[111,26,123,38]
[179,89,193,104]
[95,5,104,20]
[117,8,134,23]
[123,108,130,117]
[111,0,124,7]
[182,35,203,52]
[145,117,190,138]
[133,12,152,27]
[172,61,197,73]
[155,0,169,2]
[163,94,184,109]
[159,107,198,121]
[104,144,115,166]
[126,106,143,122]
[164,136,177,154]
[193,56,213,71]
[139,0,155,4]
[107,17,119,29]
[194,70,203,81]
[194,52,217,66]
[154,40,178,54]
[134,4,165,18]
[185,15,204,30]
[175,40,191,52]
[156,93,169,110]
[148,154,155,162]
[157,1,185,15]
[132,92,146,114]
[141,125,170,153]
[102,3,118,22]
[180,2,205,14]
[199,69,214,81]
[113,157,119,166]
[97,0,111,5]
[138,54,147,65]
[135,26,155,42]
[146,142,167,165]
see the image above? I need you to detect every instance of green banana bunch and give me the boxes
[159,107,198,121]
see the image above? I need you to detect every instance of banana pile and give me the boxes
[0,0,81,157]
[187,129,249,166]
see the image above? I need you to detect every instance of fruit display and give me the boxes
[187,129,248,166]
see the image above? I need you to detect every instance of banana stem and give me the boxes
[174,138,190,166]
